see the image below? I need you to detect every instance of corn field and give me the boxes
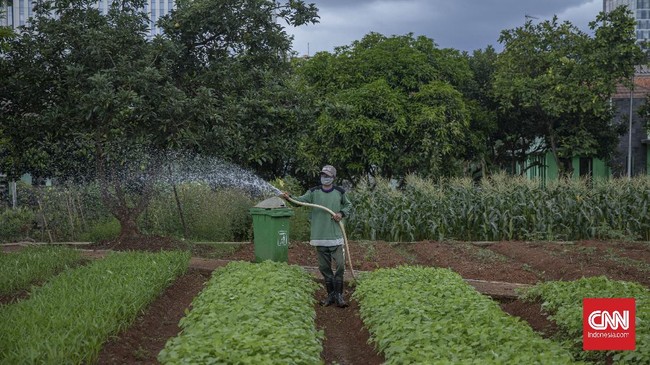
[348,175,650,242]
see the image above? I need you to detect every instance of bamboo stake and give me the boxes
[37,198,54,243]
[65,191,76,239]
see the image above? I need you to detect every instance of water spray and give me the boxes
[271,185,356,280]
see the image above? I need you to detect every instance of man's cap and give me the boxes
[320,165,336,177]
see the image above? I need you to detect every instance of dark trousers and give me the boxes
[316,245,345,281]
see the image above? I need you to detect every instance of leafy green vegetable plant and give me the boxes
[0,246,81,295]
[522,276,649,364]
[158,261,323,365]
[0,250,190,364]
[354,266,578,364]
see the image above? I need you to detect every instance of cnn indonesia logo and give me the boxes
[583,298,636,351]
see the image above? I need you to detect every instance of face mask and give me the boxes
[321,176,334,186]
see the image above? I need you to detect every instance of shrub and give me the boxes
[78,218,121,242]
[0,207,35,242]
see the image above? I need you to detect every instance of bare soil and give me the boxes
[96,269,211,365]
[487,240,650,287]
[314,286,385,365]
[5,238,648,364]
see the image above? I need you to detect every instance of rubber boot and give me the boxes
[334,278,349,308]
[320,279,335,306]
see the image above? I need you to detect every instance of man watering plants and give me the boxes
[280,165,352,308]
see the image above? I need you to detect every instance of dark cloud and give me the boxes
[286,0,602,55]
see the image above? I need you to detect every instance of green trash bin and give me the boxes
[249,196,294,263]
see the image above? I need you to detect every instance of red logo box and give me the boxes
[583,298,636,351]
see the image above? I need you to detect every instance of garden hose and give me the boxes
[281,194,356,280]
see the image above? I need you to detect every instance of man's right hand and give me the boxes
[279,192,290,200]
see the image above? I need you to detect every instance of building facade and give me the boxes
[604,0,650,42]
[1,0,174,38]
[609,66,650,177]
[522,2,650,182]
[523,65,650,182]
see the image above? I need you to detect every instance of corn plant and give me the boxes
[348,175,650,242]
[0,250,190,365]
[0,246,81,295]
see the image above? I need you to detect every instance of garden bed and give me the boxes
[90,239,648,364]
[4,239,647,364]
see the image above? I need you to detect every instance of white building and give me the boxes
[1,0,174,38]
[604,0,650,42]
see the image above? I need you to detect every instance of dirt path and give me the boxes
[399,241,542,284]
[314,286,384,365]
[96,269,211,364]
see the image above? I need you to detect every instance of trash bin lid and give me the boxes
[253,196,288,209]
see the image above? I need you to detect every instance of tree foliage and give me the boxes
[157,0,319,180]
[0,0,318,237]
[493,7,644,176]
[296,33,471,184]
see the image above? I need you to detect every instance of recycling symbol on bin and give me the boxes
[277,230,288,246]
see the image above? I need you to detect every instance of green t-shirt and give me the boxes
[292,185,352,244]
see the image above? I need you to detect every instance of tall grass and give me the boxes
[139,183,254,241]
[1,182,257,242]
[349,175,650,242]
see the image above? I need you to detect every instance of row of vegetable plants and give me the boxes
[353,266,577,364]
[522,276,649,364]
[349,175,650,242]
[158,261,322,364]
[0,246,81,296]
[0,250,190,365]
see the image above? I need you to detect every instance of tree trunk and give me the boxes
[117,213,141,240]
[548,128,565,179]
[95,142,159,242]
[169,165,189,239]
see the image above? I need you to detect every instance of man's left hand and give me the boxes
[332,213,343,222]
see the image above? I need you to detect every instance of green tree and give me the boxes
[296,33,471,184]
[157,0,319,180]
[0,0,318,238]
[461,46,500,180]
[494,7,644,177]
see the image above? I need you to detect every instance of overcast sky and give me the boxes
[283,0,604,56]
